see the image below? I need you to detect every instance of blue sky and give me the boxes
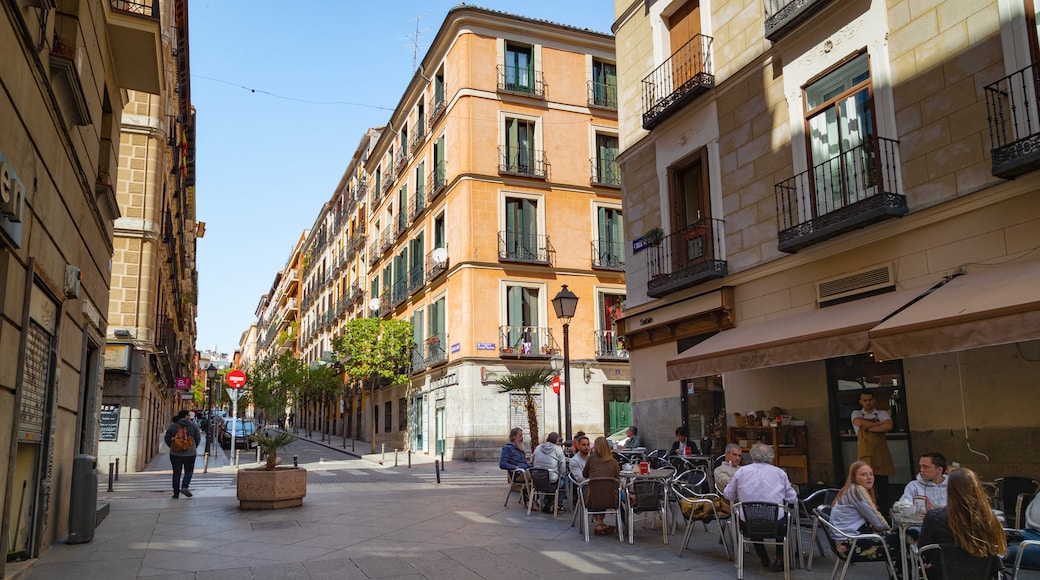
[191,1,617,354]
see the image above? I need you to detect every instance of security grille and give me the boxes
[18,320,52,442]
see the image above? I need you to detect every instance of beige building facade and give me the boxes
[614,0,1040,490]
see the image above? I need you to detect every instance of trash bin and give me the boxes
[68,454,97,544]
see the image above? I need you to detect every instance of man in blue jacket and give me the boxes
[499,427,530,471]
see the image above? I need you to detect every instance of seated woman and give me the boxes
[918,468,1006,579]
[582,436,621,536]
[669,426,699,455]
[828,461,902,562]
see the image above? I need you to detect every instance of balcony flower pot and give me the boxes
[237,431,306,510]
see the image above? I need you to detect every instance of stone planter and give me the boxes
[237,466,307,510]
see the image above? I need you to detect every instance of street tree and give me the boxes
[497,368,554,453]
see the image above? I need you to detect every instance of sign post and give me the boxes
[226,370,247,461]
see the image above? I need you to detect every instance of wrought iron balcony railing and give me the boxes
[379,230,394,253]
[368,240,382,265]
[110,0,159,19]
[391,279,408,308]
[410,187,426,221]
[497,65,545,98]
[646,218,728,298]
[498,231,554,265]
[424,333,448,366]
[764,0,837,42]
[588,80,618,109]
[395,216,408,238]
[594,330,629,360]
[498,326,555,358]
[410,347,427,373]
[410,124,426,154]
[426,247,448,282]
[642,34,714,130]
[985,61,1040,178]
[381,169,396,195]
[591,239,625,270]
[377,294,391,317]
[498,146,547,178]
[774,137,907,253]
[427,163,447,200]
[408,262,425,295]
[591,157,621,187]
[429,98,446,126]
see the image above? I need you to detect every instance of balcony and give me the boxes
[594,330,629,361]
[368,240,382,266]
[379,230,394,253]
[424,333,448,367]
[349,282,363,303]
[426,247,448,282]
[775,137,907,253]
[377,294,391,317]
[410,348,427,373]
[642,34,715,130]
[105,0,162,93]
[498,146,547,179]
[986,61,1040,178]
[591,239,625,271]
[588,80,618,110]
[410,124,426,154]
[381,169,396,196]
[391,279,408,308]
[408,262,424,295]
[427,164,447,200]
[395,216,408,238]
[591,157,621,187]
[49,36,90,126]
[410,187,426,221]
[428,98,446,126]
[498,232,554,265]
[498,326,555,358]
[647,218,728,298]
[497,65,545,98]
[764,0,838,42]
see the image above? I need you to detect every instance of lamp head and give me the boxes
[552,284,579,323]
[205,363,217,380]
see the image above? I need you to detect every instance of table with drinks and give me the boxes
[891,502,926,580]
[619,462,673,545]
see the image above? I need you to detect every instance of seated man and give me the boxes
[499,427,531,473]
[619,426,645,449]
[670,426,699,455]
[899,451,948,509]
[532,432,567,512]
[569,435,591,484]
[724,443,797,572]
[714,443,742,491]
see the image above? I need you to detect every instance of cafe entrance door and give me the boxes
[680,375,726,456]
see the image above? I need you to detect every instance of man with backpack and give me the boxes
[164,410,201,498]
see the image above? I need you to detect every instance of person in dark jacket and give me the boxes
[499,427,531,471]
[164,410,201,498]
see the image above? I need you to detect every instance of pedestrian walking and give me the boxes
[164,410,201,498]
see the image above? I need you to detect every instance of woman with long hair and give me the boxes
[828,461,902,562]
[918,468,1006,579]
[582,436,621,536]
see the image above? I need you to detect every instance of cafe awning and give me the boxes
[870,258,1040,360]
[666,288,923,380]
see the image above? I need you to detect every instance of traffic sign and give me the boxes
[226,369,247,389]
[225,388,243,402]
[551,375,561,394]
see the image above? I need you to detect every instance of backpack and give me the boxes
[171,425,193,452]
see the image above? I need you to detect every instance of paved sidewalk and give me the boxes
[17,431,1040,579]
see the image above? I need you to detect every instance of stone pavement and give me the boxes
[16,431,1038,579]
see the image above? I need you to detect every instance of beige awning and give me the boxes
[666,288,923,380]
[870,258,1040,360]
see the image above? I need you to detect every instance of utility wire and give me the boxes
[192,74,398,111]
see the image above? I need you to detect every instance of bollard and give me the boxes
[435,459,441,484]
[395,449,399,467]
[235,449,240,466]
[408,450,412,469]
[203,452,209,473]
[107,463,114,492]
[293,454,299,468]
[114,457,120,481]
[342,435,347,449]
[255,447,260,464]
[380,443,385,465]
[441,451,446,472]
[351,438,355,452]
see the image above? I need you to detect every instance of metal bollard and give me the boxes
[203,452,209,473]
[293,455,299,467]
[408,450,412,469]
[441,451,446,472]
[107,463,114,492]
[380,443,385,465]
[235,449,240,466]
[435,459,441,484]
[255,447,260,464]
[114,457,120,481]
[394,449,399,467]
[351,438,355,452]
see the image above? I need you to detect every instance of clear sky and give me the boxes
[191,1,617,355]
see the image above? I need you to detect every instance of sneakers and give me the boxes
[172,492,179,499]
[181,489,193,497]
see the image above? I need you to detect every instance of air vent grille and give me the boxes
[816,264,894,304]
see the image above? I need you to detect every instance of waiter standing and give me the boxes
[852,390,895,509]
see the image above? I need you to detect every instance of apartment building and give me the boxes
[256,232,306,362]
[98,0,196,476]
[613,0,1040,488]
[352,6,624,460]
[0,0,183,569]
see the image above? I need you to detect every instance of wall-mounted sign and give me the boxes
[104,344,131,370]
[175,377,190,390]
[632,236,649,254]
[99,404,120,441]
[451,343,461,354]
[431,371,458,390]
[477,342,496,350]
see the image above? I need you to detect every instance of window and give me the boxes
[432,135,446,193]
[594,206,624,269]
[666,148,714,269]
[414,160,425,215]
[504,285,542,354]
[433,213,445,248]
[503,118,537,175]
[804,52,875,214]
[409,233,424,291]
[397,184,408,232]
[434,70,445,106]
[592,59,618,108]
[594,133,620,186]
[504,42,534,93]
[427,296,446,362]
[385,401,392,432]
[393,249,408,304]
[411,308,424,368]
[399,398,408,430]
[374,167,382,201]
[503,195,544,262]
[668,1,702,54]
[399,123,408,158]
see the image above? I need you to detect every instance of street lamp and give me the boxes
[205,363,217,453]
[551,284,579,442]
[549,354,563,436]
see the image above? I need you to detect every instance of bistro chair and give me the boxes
[578,477,624,543]
[672,475,731,559]
[810,505,897,580]
[799,487,841,570]
[916,543,1004,579]
[994,478,1040,529]
[669,467,708,532]
[527,468,561,517]
[503,468,531,507]
[732,501,793,580]
[624,477,669,545]
[1007,539,1040,580]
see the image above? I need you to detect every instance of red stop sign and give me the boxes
[551,375,561,394]
[226,369,247,389]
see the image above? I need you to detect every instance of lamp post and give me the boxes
[551,284,579,442]
[204,363,217,453]
[549,354,563,436]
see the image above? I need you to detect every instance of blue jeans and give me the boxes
[170,454,196,492]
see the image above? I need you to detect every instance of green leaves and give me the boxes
[334,318,413,390]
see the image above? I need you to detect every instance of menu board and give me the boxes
[99,403,120,441]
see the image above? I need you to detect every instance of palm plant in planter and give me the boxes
[252,430,296,470]
[237,429,307,510]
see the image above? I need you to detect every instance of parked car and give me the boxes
[219,418,258,449]
[607,427,629,448]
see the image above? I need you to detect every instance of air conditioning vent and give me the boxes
[816,264,894,304]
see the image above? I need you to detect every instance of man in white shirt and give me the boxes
[714,443,742,491]
[852,390,895,508]
[724,443,797,571]
[899,451,948,509]
[569,435,590,483]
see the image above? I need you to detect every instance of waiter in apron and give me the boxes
[852,390,895,509]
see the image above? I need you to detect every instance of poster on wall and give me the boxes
[99,403,120,441]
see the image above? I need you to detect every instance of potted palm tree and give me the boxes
[237,430,306,510]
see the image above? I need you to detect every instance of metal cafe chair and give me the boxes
[810,505,898,580]
[576,477,624,542]
[732,501,794,580]
[527,468,561,517]
[916,543,1003,579]
[672,474,731,559]
[503,468,531,507]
